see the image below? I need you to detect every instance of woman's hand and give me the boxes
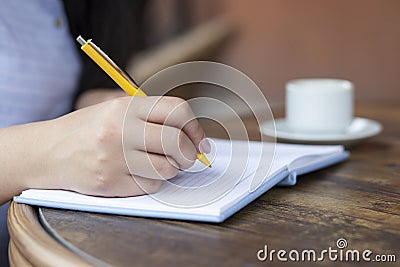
[0,96,210,204]
[45,96,210,197]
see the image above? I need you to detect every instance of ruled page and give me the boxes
[17,139,344,215]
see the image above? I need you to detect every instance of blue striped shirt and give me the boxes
[0,1,81,265]
[0,0,82,127]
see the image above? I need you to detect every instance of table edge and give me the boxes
[37,208,111,266]
[7,202,93,267]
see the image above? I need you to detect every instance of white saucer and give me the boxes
[261,117,382,146]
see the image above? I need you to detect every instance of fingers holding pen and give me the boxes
[124,151,179,180]
[124,120,197,170]
[132,96,211,154]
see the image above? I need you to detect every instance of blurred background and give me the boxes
[128,0,400,112]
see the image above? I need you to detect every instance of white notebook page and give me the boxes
[17,139,343,215]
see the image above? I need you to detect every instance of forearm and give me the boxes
[75,88,125,109]
[0,120,57,205]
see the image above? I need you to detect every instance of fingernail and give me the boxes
[200,138,211,154]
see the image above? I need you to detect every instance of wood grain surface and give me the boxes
[7,202,93,267]
[9,101,399,266]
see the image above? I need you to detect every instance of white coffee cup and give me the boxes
[286,78,354,134]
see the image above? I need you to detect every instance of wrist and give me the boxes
[0,119,59,202]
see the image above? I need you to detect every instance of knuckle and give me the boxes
[167,96,186,107]
[166,127,180,149]
[95,152,109,167]
[105,99,121,117]
[142,180,162,194]
[96,99,127,143]
[166,97,191,114]
[177,130,186,150]
[172,130,197,162]
[191,123,204,140]
[104,98,129,120]
[96,121,121,145]
[156,159,178,179]
[178,101,192,115]
[92,173,113,195]
[108,97,127,111]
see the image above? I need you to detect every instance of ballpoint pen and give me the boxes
[76,35,211,168]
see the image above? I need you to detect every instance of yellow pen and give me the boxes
[76,35,211,168]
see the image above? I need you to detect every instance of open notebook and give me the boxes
[14,139,349,223]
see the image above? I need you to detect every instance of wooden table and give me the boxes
[8,102,400,266]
